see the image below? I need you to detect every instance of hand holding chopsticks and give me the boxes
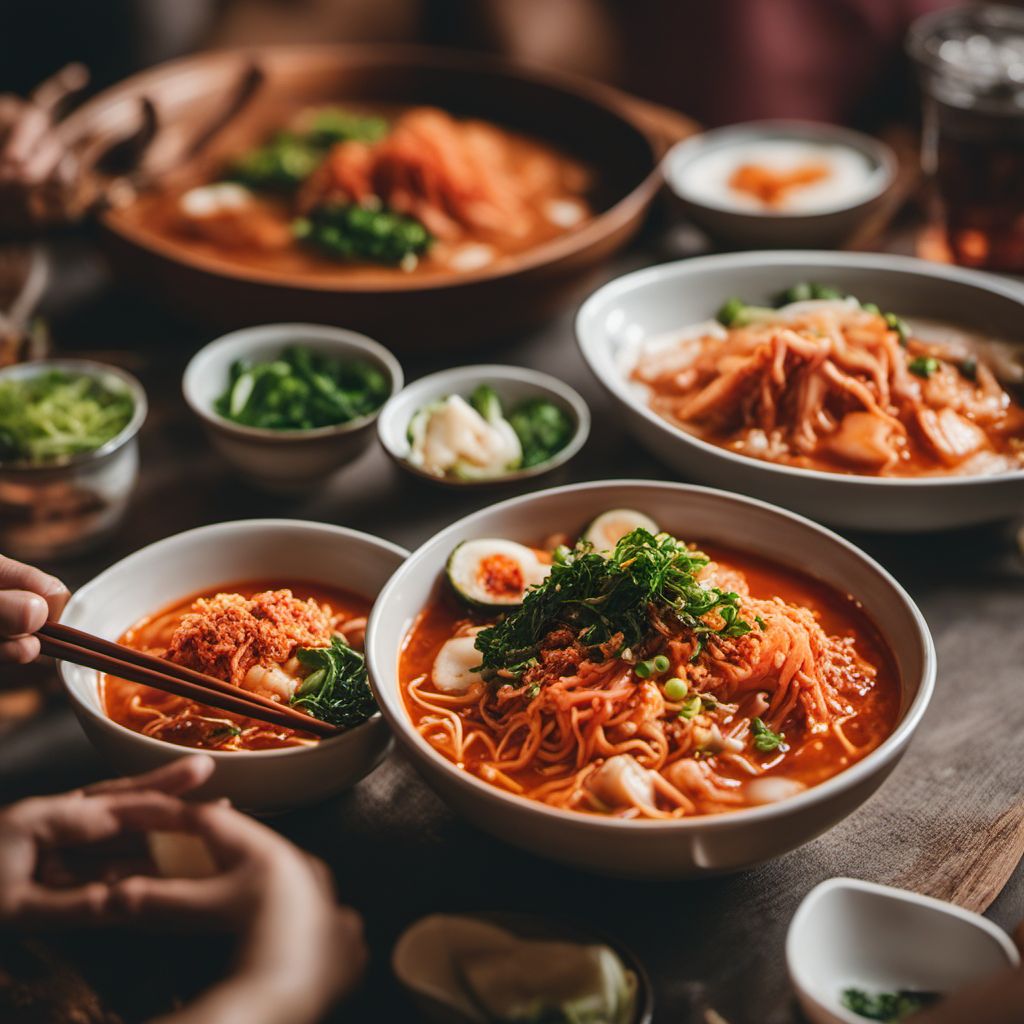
[37,620,341,739]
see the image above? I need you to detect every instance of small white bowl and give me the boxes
[787,878,1020,1024]
[58,518,408,814]
[365,480,935,877]
[182,323,403,493]
[576,251,1024,532]
[664,120,896,248]
[376,363,590,487]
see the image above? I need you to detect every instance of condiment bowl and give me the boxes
[364,479,935,877]
[376,363,590,487]
[182,322,403,493]
[576,250,1024,532]
[393,912,654,1024]
[0,359,147,560]
[58,518,408,814]
[663,120,896,249]
[787,878,1020,1024]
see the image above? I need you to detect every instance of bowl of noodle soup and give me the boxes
[58,519,407,813]
[365,480,934,877]
[576,252,1024,532]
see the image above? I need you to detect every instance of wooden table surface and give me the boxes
[2,224,1023,1024]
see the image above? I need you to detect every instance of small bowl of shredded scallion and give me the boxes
[0,359,147,558]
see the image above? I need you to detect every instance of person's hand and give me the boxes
[111,797,367,1024]
[0,554,70,663]
[0,756,211,926]
[0,755,366,1024]
[911,919,1024,1024]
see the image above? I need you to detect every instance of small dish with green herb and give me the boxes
[787,877,1019,1024]
[0,359,147,559]
[183,323,402,492]
[377,364,589,487]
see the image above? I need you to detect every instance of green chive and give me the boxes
[652,654,670,675]
[908,355,940,379]
[679,695,702,720]
[635,659,653,679]
[664,677,688,701]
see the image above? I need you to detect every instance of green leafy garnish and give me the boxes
[469,384,503,425]
[750,717,785,752]
[466,385,574,470]
[507,399,574,468]
[473,528,751,683]
[0,370,134,463]
[773,281,846,305]
[227,133,324,191]
[294,203,433,266]
[908,355,940,379]
[214,346,388,431]
[303,107,389,147]
[841,988,940,1021]
[716,296,775,327]
[227,107,389,192]
[290,635,376,728]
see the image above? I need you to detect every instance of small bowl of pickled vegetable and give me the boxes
[377,364,590,487]
[183,322,403,493]
[0,359,147,560]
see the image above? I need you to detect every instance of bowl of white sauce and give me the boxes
[664,120,896,249]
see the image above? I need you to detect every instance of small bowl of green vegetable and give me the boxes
[377,364,590,487]
[183,322,402,493]
[787,878,1020,1024]
[0,359,147,559]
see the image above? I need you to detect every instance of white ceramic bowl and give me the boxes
[365,480,935,877]
[376,363,590,487]
[787,878,1020,1024]
[664,121,896,248]
[58,519,408,813]
[183,323,403,493]
[576,251,1024,532]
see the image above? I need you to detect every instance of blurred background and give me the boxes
[0,0,965,127]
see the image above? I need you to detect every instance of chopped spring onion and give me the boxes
[908,355,940,379]
[663,677,688,701]
[0,369,135,463]
[678,695,703,720]
[750,717,785,752]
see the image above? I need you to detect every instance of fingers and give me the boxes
[0,589,49,637]
[85,755,216,798]
[0,635,41,664]
[0,556,70,619]
[0,880,112,928]
[107,874,236,929]
[7,789,196,848]
[183,801,288,865]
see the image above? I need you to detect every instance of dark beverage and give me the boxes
[909,5,1024,273]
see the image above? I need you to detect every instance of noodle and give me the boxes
[401,541,900,819]
[103,580,371,752]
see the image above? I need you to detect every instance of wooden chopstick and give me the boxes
[39,622,339,739]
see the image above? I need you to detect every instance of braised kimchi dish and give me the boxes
[629,283,1024,477]
[103,581,375,750]
[119,104,593,281]
[400,510,900,819]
